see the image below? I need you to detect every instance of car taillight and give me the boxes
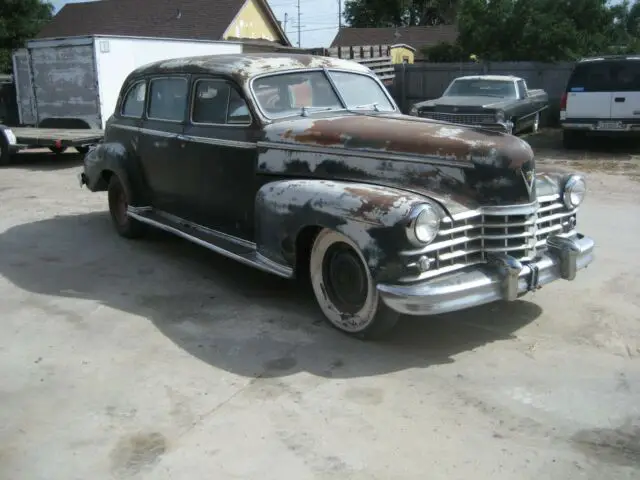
[560,92,567,110]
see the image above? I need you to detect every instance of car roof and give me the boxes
[577,55,640,63]
[126,52,372,85]
[453,75,519,81]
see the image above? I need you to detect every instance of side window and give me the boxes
[121,81,146,118]
[148,77,188,122]
[517,80,527,98]
[192,79,251,125]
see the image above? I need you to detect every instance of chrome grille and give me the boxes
[402,195,578,282]
[418,111,495,125]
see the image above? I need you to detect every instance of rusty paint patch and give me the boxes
[272,114,534,169]
[345,186,410,216]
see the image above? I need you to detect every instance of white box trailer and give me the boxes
[2,34,262,164]
[13,35,248,130]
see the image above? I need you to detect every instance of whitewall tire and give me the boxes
[309,228,399,339]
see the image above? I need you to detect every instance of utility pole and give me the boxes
[284,12,288,35]
[338,0,342,29]
[296,0,301,47]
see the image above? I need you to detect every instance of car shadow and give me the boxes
[4,150,84,171]
[0,212,542,379]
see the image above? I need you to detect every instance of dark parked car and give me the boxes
[410,75,549,135]
[79,53,594,339]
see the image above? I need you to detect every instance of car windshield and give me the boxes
[251,70,395,118]
[445,79,516,98]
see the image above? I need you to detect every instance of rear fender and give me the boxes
[255,179,439,281]
[83,142,150,205]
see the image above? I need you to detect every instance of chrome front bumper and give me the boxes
[377,234,595,316]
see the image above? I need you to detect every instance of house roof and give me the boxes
[36,0,291,46]
[330,25,458,50]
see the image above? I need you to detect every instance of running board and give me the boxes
[126,206,293,279]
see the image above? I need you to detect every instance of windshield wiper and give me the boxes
[352,102,380,112]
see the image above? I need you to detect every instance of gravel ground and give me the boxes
[1,133,639,480]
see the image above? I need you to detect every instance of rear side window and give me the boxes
[148,77,189,122]
[567,60,640,93]
[121,81,146,118]
[191,79,251,125]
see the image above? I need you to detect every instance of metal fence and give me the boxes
[392,61,576,125]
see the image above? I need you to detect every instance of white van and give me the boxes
[560,55,640,148]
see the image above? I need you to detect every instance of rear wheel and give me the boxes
[309,228,399,340]
[107,175,146,239]
[49,146,67,154]
[76,146,90,155]
[562,129,585,149]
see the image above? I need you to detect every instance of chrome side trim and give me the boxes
[255,251,293,278]
[128,205,153,213]
[153,209,257,250]
[111,124,256,149]
[139,128,176,138]
[126,208,293,279]
[257,141,472,169]
[182,135,256,149]
[110,124,139,132]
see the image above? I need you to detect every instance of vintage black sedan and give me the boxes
[410,75,549,135]
[79,53,594,339]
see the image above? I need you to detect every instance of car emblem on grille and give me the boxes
[453,107,459,112]
[520,168,535,196]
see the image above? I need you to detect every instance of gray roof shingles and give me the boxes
[36,0,289,45]
[330,25,458,50]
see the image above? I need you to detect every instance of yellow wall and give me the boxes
[223,0,282,43]
[390,46,415,64]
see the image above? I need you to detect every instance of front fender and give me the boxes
[83,142,150,205]
[255,179,439,282]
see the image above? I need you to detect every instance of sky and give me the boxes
[49,0,342,48]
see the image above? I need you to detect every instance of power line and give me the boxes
[297,26,339,33]
[297,0,301,47]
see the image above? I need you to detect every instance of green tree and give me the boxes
[344,0,458,27]
[0,0,54,73]
[422,0,640,62]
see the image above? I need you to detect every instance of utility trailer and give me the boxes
[3,34,282,164]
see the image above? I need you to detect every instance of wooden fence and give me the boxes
[309,44,396,84]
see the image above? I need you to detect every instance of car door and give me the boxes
[565,61,614,121]
[138,75,191,217]
[109,77,146,159]
[513,80,534,132]
[182,76,260,240]
[608,59,640,121]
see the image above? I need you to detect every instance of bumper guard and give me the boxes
[377,234,594,316]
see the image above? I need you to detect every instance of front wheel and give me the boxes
[309,228,399,340]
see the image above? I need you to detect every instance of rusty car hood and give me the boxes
[258,112,539,213]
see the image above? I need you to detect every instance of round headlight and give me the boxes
[495,110,505,122]
[563,175,586,208]
[408,204,441,245]
[409,105,418,116]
